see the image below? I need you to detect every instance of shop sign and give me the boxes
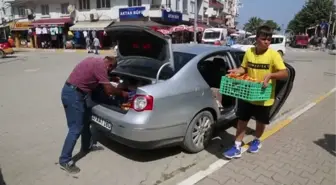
[119,6,146,20]
[13,22,32,29]
[162,10,182,22]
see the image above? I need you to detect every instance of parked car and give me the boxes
[201,28,228,45]
[90,25,295,153]
[231,35,287,56]
[0,39,14,58]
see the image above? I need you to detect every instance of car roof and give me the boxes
[172,44,243,55]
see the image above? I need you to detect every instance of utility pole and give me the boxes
[327,11,332,37]
[194,0,198,43]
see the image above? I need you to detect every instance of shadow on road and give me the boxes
[3,56,17,59]
[0,168,6,185]
[206,120,256,159]
[314,134,336,157]
[75,120,255,163]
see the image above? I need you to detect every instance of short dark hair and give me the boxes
[256,25,273,38]
[104,56,117,63]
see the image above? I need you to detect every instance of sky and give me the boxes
[237,0,306,31]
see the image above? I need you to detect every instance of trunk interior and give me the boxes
[91,72,153,113]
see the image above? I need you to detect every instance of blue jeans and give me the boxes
[59,84,92,164]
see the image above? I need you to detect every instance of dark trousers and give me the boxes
[59,84,92,164]
[94,46,99,54]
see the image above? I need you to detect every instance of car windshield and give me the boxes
[114,52,196,80]
[203,32,221,39]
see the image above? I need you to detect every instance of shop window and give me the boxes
[18,7,26,17]
[61,3,70,14]
[128,0,142,7]
[190,1,195,13]
[176,0,180,11]
[41,5,49,15]
[79,0,90,10]
[97,0,111,9]
[165,0,171,8]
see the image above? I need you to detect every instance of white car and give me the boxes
[231,35,286,56]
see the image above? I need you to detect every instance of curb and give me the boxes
[177,87,336,185]
[13,48,116,54]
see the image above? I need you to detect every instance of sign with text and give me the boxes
[119,6,146,20]
[162,10,182,22]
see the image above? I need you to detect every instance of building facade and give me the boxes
[1,0,240,47]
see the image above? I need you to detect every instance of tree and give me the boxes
[263,20,281,31]
[287,0,335,34]
[243,17,281,34]
[243,17,264,34]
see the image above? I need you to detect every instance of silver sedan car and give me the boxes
[90,25,295,153]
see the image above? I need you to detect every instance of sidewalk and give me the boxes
[196,94,336,185]
[13,47,116,54]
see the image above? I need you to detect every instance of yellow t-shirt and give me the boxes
[241,47,287,106]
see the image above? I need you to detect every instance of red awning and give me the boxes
[32,18,72,27]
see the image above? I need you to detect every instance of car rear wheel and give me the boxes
[182,111,214,153]
[0,50,5,58]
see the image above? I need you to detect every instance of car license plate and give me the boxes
[91,115,112,130]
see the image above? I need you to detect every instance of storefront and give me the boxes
[31,18,73,49]
[11,20,34,48]
[69,20,114,49]
[0,22,13,40]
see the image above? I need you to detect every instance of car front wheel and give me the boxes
[182,111,214,153]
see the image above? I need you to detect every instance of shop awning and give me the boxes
[70,21,113,31]
[11,20,33,31]
[111,21,163,28]
[32,18,72,27]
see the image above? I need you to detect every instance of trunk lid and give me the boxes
[105,25,174,70]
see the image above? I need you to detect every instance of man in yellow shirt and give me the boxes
[223,25,288,159]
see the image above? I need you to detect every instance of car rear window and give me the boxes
[203,32,221,39]
[116,31,167,61]
[114,52,196,80]
[0,39,7,43]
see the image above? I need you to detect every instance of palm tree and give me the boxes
[243,17,264,34]
[263,20,281,32]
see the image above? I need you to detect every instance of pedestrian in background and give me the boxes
[86,36,92,53]
[93,37,100,55]
[223,25,288,159]
[59,56,133,174]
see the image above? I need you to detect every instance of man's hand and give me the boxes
[228,67,246,76]
[263,74,272,88]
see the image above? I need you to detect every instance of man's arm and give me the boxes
[263,51,288,87]
[271,51,288,80]
[94,63,128,97]
[228,51,248,75]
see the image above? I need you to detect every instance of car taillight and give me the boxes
[130,95,154,111]
[214,41,221,45]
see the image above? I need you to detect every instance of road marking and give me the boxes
[177,87,336,185]
[24,68,40,72]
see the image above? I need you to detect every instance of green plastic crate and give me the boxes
[219,76,272,101]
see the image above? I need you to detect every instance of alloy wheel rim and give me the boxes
[192,116,212,147]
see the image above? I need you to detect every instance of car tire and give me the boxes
[0,50,5,58]
[277,50,284,57]
[182,111,214,153]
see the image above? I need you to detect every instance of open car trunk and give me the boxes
[91,25,176,113]
[106,25,174,69]
[91,72,153,113]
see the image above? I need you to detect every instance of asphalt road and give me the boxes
[0,49,335,185]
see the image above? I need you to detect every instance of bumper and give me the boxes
[91,105,186,149]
